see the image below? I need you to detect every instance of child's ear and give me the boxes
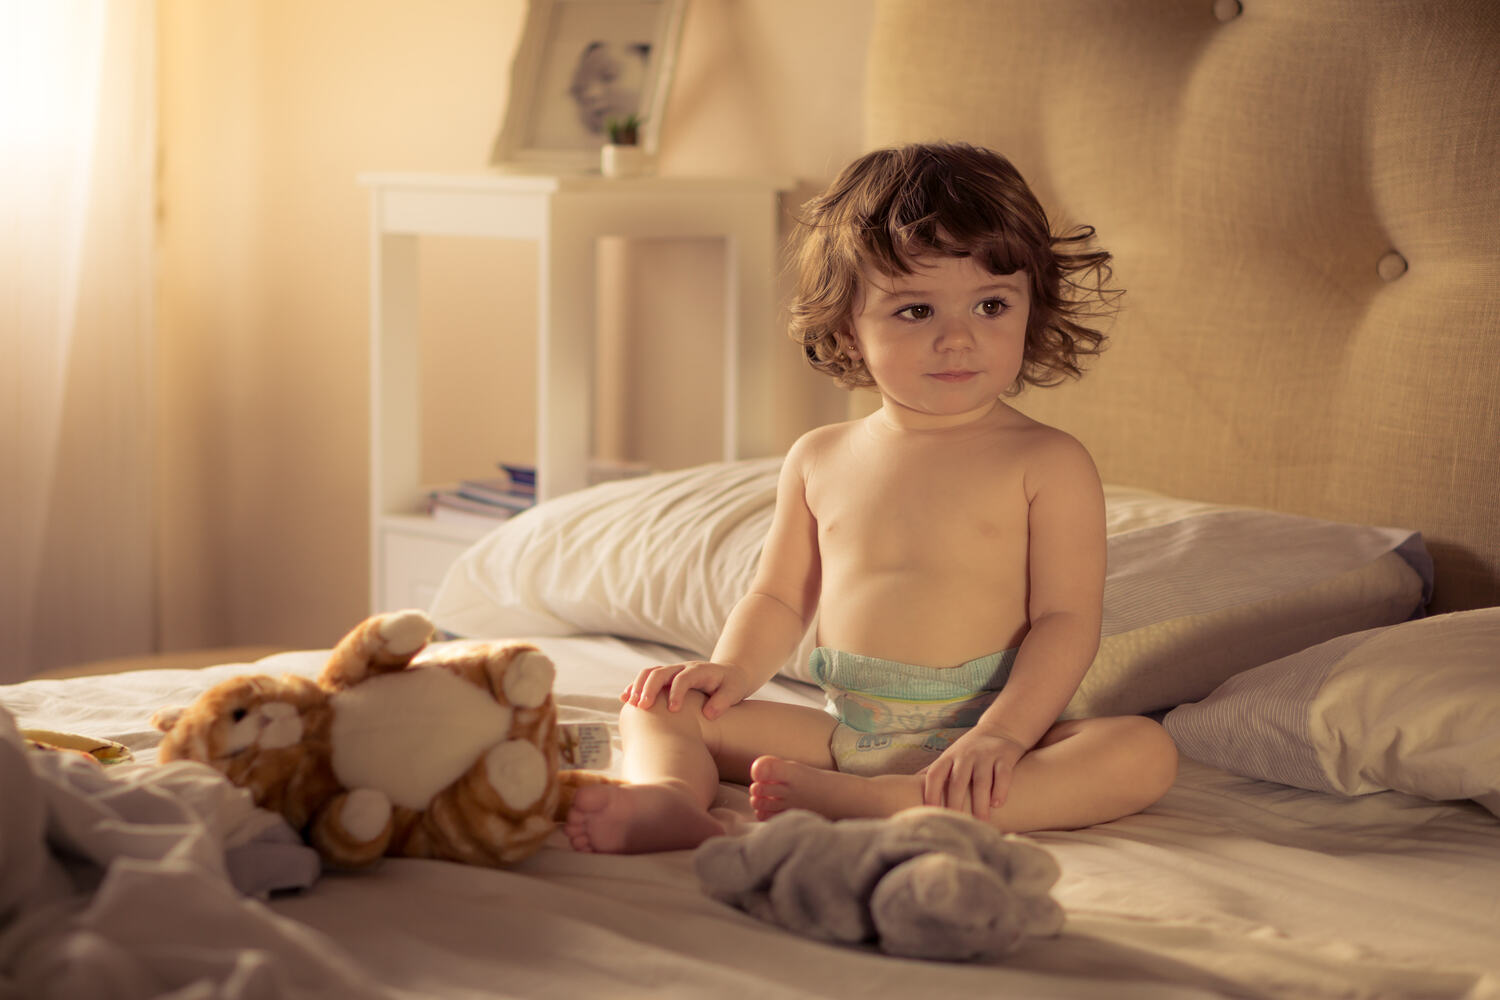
[836,330,862,361]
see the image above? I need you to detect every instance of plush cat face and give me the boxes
[152,672,339,829]
[154,673,327,762]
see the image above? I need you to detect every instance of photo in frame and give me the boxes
[491,0,686,171]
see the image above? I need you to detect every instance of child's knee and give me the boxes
[619,692,715,743]
[1121,716,1178,801]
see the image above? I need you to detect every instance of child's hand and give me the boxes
[620,661,752,720]
[922,728,1028,822]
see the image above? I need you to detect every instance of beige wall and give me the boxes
[156,1,870,652]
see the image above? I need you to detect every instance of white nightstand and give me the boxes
[361,171,791,614]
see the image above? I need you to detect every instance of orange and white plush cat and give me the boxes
[151,610,612,870]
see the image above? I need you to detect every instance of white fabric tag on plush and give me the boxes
[558,723,610,770]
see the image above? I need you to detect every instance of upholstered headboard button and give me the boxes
[1213,0,1243,23]
[1377,251,1409,282]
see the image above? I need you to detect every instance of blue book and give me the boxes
[457,478,535,512]
[498,462,537,494]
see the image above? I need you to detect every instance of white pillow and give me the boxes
[430,458,785,662]
[429,459,1430,715]
[1163,609,1500,818]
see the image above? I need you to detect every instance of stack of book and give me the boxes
[426,463,536,527]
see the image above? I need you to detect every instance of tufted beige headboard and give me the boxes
[863,0,1500,612]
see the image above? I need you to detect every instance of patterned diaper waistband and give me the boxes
[809,646,1017,700]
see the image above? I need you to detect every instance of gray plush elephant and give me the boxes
[693,808,1064,961]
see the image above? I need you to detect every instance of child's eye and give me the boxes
[896,304,932,320]
[976,298,1009,317]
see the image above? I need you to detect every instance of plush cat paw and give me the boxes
[311,788,395,869]
[379,610,434,658]
[321,610,435,689]
[484,739,549,812]
[341,787,393,843]
[501,650,556,709]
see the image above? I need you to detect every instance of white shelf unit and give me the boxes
[361,171,790,614]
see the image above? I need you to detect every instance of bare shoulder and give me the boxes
[784,418,860,472]
[1008,414,1101,499]
[793,418,860,451]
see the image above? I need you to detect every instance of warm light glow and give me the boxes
[1,0,156,678]
[0,2,106,168]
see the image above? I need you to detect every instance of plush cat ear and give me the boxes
[150,705,185,732]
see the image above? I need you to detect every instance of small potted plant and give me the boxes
[601,113,646,178]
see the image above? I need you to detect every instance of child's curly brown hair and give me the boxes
[787,142,1119,392]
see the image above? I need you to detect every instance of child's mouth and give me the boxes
[930,371,977,383]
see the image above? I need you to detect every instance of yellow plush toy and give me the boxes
[151,610,612,870]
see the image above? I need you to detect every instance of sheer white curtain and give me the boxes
[1,0,157,680]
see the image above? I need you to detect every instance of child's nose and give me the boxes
[934,317,975,350]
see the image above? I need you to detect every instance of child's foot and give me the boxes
[564,781,724,854]
[748,756,923,821]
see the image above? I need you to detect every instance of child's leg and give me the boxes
[750,715,1178,833]
[564,693,837,854]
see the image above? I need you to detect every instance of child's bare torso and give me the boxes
[803,406,1052,668]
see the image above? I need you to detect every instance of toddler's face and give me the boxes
[846,255,1030,427]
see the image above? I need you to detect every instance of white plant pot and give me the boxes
[601,144,646,178]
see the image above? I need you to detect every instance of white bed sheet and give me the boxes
[3,635,1498,1000]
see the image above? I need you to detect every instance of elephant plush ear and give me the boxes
[150,705,185,732]
[871,851,1064,961]
[692,807,1064,961]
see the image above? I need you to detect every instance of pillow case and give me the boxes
[1074,487,1430,716]
[429,459,1431,716]
[430,457,786,664]
[1163,609,1500,818]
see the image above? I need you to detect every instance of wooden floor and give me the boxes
[33,646,291,680]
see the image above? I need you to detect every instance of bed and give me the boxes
[5,1,1499,998]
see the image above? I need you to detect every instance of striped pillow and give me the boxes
[1060,488,1431,717]
[1163,609,1500,817]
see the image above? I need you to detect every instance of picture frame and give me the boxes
[491,0,686,171]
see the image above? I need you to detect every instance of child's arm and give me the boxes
[922,433,1106,818]
[622,436,821,719]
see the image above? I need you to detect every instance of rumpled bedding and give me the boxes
[3,640,1499,1000]
[0,707,387,1000]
